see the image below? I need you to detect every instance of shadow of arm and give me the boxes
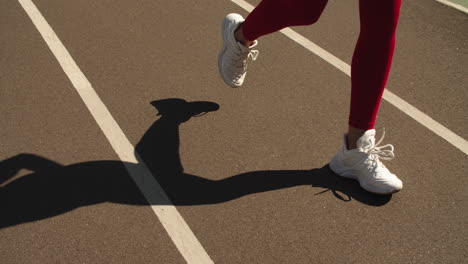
[0,153,63,184]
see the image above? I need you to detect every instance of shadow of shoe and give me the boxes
[0,98,391,229]
[150,98,219,123]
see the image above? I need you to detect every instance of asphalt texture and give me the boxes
[1,0,467,263]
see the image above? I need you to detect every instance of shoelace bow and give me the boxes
[235,49,259,71]
[360,130,395,172]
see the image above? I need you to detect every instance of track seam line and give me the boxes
[231,0,468,155]
[17,0,214,263]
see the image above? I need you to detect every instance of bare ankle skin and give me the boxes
[347,126,366,150]
[234,24,255,47]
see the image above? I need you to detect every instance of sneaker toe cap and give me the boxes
[370,176,403,194]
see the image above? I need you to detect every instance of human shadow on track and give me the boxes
[0,98,391,228]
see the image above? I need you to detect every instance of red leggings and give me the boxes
[242,0,401,130]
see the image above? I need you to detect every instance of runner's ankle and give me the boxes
[234,24,255,47]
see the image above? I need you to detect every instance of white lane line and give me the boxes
[435,0,468,14]
[231,0,468,155]
[17,0,214,263]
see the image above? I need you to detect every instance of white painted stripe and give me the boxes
[17,0,213,263]
[233,0,468,157]
[232,0,254,12]
[231,0,468,155]
[435,0,468,14]
[279,28,351,76]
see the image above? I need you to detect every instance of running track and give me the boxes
[1,0,467,263]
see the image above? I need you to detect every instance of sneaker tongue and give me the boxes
[356,129,376,149]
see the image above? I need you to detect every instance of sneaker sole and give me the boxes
[218,14,243,88]
[329,159,401,195]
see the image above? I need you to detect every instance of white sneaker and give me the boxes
[218,13,259,88]
[329,129,403,195]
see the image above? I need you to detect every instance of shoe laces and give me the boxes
[238,49,258,71]
[228,45,258,74]
[360,130,395,172]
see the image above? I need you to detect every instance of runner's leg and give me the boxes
[347,0,402,148]
[241,0,329,41]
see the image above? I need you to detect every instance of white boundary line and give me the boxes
[435,0,468,14]
[231,0,468,155]
[17,0,213,263]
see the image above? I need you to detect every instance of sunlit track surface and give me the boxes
[1,0,467,263]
